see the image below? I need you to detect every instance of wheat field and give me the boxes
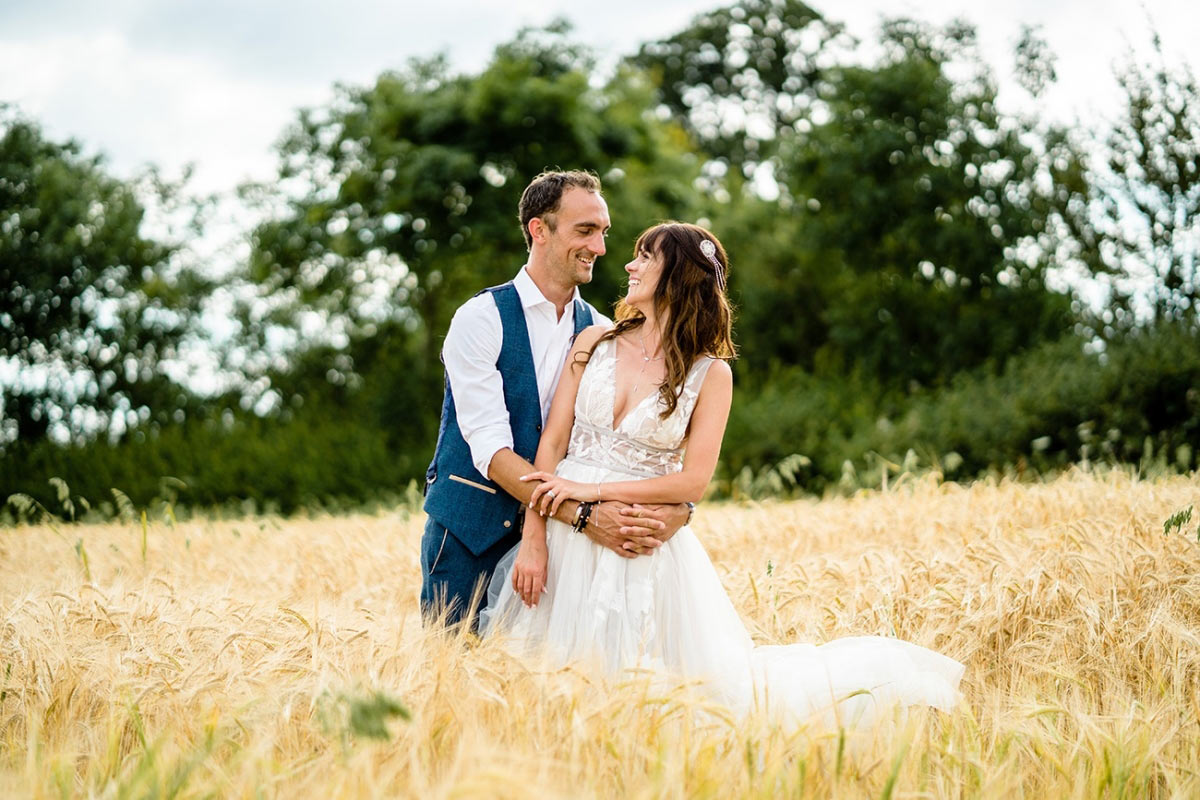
[1,468,1198,798]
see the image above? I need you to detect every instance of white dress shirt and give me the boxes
[442,266,612,477]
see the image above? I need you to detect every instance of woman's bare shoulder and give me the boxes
[573,324,609,351]
[702,357,733,387]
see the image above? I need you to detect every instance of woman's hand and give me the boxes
[512,536,549,608]
[521,471,600,517]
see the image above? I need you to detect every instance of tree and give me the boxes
[0,107,205,447]
[732,19,1085,385]
[245,23,699,359]
[633,8,1088,385]
[237,22,703,474]
[1072,33,1200,330]
[632,0,842,169]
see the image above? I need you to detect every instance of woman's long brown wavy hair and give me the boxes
[582,222,736,419]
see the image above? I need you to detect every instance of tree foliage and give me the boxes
[782,20,1082,384]
[1078,34,1200,330]
[0,108,204,447]
[243,23,699,366]
[229,22,703,475]
[5,9,1198,517]
[690,18,1086,386]
[632,0,841,167]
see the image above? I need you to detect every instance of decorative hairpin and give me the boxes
[699,238,727,291]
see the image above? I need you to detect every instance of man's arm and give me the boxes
[443,297,518,478]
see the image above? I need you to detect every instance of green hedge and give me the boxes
[1,397,432,518]
[723,324,1200,493]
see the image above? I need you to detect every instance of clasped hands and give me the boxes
[519,471,669,557]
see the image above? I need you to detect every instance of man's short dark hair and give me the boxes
[518,170,602,250]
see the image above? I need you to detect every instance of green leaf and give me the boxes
[1163,505,1194,537]
[346,690,411,741]
[49,477,70,505]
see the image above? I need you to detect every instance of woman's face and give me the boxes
[624,244,663,310]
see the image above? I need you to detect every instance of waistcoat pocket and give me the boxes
[448,474,498,494]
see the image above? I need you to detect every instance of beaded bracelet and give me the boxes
[573,501,595,534]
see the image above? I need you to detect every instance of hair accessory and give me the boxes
[698,238,726,291]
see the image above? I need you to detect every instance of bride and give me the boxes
[480,222,963,727]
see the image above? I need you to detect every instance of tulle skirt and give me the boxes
[481,455,964,729]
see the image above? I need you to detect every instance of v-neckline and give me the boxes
[609,337,662,432]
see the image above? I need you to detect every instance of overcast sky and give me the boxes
[1,0,1195,195]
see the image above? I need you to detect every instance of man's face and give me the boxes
[540,187,610,286]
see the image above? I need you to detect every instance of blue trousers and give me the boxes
[419,516,519,628]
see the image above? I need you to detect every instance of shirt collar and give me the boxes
[513,265,581,311]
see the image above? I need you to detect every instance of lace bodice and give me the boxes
[566,337,716,477]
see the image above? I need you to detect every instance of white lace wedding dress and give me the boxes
[481,338,963,728]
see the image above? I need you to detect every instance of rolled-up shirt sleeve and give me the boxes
[441,295,513,478]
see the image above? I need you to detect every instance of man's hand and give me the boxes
[618,503,691,549]
[583,501,688,557]
[584,502,658,557]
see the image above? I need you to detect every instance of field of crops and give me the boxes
[2,468,1198,798]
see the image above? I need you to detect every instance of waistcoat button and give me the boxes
[503,520,512,528]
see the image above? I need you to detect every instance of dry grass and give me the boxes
[2,468,1199,798]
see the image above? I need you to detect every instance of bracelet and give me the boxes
[685,502,695,525]
[571,502,585,528]
[596,482,602,502]
[573,501,595,535]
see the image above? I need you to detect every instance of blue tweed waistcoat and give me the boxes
[423,281,596,556]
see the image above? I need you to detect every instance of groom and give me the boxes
[421,170,690,626]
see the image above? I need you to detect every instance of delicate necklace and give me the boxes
[631,330,664,394]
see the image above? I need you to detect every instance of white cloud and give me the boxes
[0,28,330,192]
[1,0,1196,198]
